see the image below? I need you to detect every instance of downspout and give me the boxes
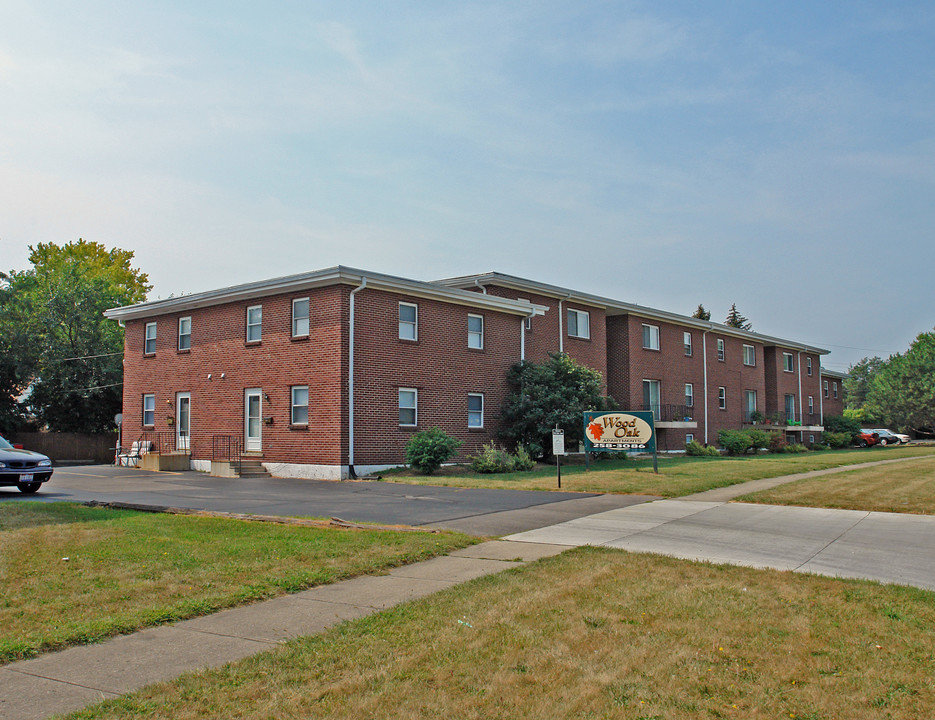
[474,279,487,294]
[558,294,571,353]
[797,350,803,425]
[819,369,824,427]
[348,277,367,479]
[702,327,710,445]
[521,307,535,361]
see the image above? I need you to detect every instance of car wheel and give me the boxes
[879,438,888,446]
[17,482,41,494]
[858,439,868,448]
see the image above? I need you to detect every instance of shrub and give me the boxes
[705,444,721,456]
[404,428,462,475]
[747,429,770,453]
[718,430,752,456]
[824,414,861,436]
[469,443,535,473]
[823,431,852,449]
[783,443,809,454]
[768,432,786,453]
[685,439,707,456]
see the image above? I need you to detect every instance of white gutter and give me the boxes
[702,327,710,445]
[558,294,571,353]
[797,351,803,423]
[348,277,367,477]
[819,372,824,425]
[520,307,536,361]
[474,278,487,294]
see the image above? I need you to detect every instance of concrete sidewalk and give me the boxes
[0,540,565,720]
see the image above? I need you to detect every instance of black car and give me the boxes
[0,436,53,493]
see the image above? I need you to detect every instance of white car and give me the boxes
[868,429,909,445]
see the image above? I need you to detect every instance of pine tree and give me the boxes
[724,303,752,330]
[692,304,711,320]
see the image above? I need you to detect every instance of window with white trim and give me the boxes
[642,379,661,420]
[785,394,796,421]
[399,303,418,341]
[642,324,660,350]
[399,388,417,426]
[808,395,814,414]
[468,314,484,349]
[178,317,191,351]
[833,382,838,399]
[291,386,309,425]
[142,393,155,426]
[246,305,262,342]
[685,433,694,444]
[292,298,310,338]
[807,357,813,376]
[718,387,726,410]
[743,344,755,366]
[783,352,794,372]
[685,383,693,408]
[824,379,829,398]
[144,322,157,354]
[717,338,725,361]
[468,393,484,428]
[684,331,693,356]
[568,308,590,339]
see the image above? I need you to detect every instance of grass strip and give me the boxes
[0,502,476,664]
[68,548,935,719]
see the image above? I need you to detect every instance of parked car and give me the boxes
[854,431,881,448]
[0,436,53,493]
[872,428,910,445]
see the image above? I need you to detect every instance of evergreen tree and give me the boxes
[692,304,711,320]
[724,303,752,330]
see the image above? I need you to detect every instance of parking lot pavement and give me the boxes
[0,465,655,536]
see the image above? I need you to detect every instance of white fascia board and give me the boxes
[104,266,548,322]
[819,368,850,380]
[439,272,829,355]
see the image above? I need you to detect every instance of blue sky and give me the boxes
[2,1,932,371]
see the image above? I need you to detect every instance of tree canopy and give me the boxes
[724,303,752,330]
[864,329,935,436]
[498,352,615,459]
[691,304,711,321]
[844,356,884,413]
[0,240,150,433]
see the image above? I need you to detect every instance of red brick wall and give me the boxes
[821,374,845,418]
[706,333,767,442]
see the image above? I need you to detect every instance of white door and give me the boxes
[245,389,262,452]
[176,392,191,451]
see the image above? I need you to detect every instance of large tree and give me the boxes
[0,240,150,433]
[498,352,615,459]
[724,303,752,330]
[844,356,884,412]
[864,330,935,436]
[691,304,711,321]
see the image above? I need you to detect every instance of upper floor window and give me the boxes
[144,322,157,355]
[683,332,692,356]
[824,379,829,398]
[178,317,191,351]
[291,386,309,425]
[399,302,418,341]
[642,324,660,351]
[468,314,484,349]
[292,298,310,338]
[783,352,794,372]
[717,338,725,362]
[568,309,590,339]
[833,382,838,399]
[685,383,693,408]
[142,393,155,426]
[399,388,417,426]
[743,344,755,366]
[807,357,813,376]
[468,393,484,428]
[808,395,814,414]
[246,305,262,343]
[718,387,726,410]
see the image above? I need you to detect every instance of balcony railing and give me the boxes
[212,435,243,462]
[643,404,694,423]
[743,412,822,427]
[141,431,190,455]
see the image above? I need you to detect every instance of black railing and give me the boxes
[643,404,694,422]
[744,412,821,427]
[212,435,243,462]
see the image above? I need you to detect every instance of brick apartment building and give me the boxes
[105,266,835,478]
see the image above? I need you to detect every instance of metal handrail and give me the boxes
[212,435,243,462]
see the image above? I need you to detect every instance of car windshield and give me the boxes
[0,436,13,450]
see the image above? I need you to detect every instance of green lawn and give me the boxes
[67,548,935,720]
[0,503,476,664]
[381,445,935,497]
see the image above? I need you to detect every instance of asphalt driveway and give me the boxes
[0,464,654,536]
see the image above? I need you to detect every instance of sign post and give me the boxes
[552,428,565,488]
[582,410,658,474]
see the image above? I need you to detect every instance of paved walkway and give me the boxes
[3,455,934,719]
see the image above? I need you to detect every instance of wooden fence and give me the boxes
[8,432,118,465]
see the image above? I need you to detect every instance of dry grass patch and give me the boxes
[382,445,935,497]
[739,455,935,514]
[71,548,935,720]
[0,503,475,664]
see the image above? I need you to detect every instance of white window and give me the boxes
[783,352,794,372]
[717,338,725,362]
[785,394,796,421]
[399,388,417,426]
[568,309,590,339]
[292,298,310,338]
[685,433,694,444]
[809,434,815,444]
[807,357,813,376]
[468,314,484,349]
[399,303,418,341]
[468,393,484,428]
[808,396,814,414]
[246,305,262,342]
[718,387,726,410]
[684,332,692,356]
[291,386,309,425]
[178,317,191,351]
[744,390,757,421]
[142,393,155,426]
[642,379,661,420]
[743,344,755,366]
[685,383,693,408]
[144,322,157,354]
[642,324,660,350]
[824,379,829,398]
[833,382,838,399]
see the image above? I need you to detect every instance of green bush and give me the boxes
[824,414,861,436]
[768,433,786,453]
[469,443,535,473]
[685,439,707,456]
[747,429,770,453]
[783,443,809,454]
[404,428,462,475]
[823,431,853,449]
[705,444,721,456]
[718,430,753,456]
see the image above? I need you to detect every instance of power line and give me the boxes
[48,352,123,363]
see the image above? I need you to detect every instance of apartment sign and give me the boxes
[583,411,656,453]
